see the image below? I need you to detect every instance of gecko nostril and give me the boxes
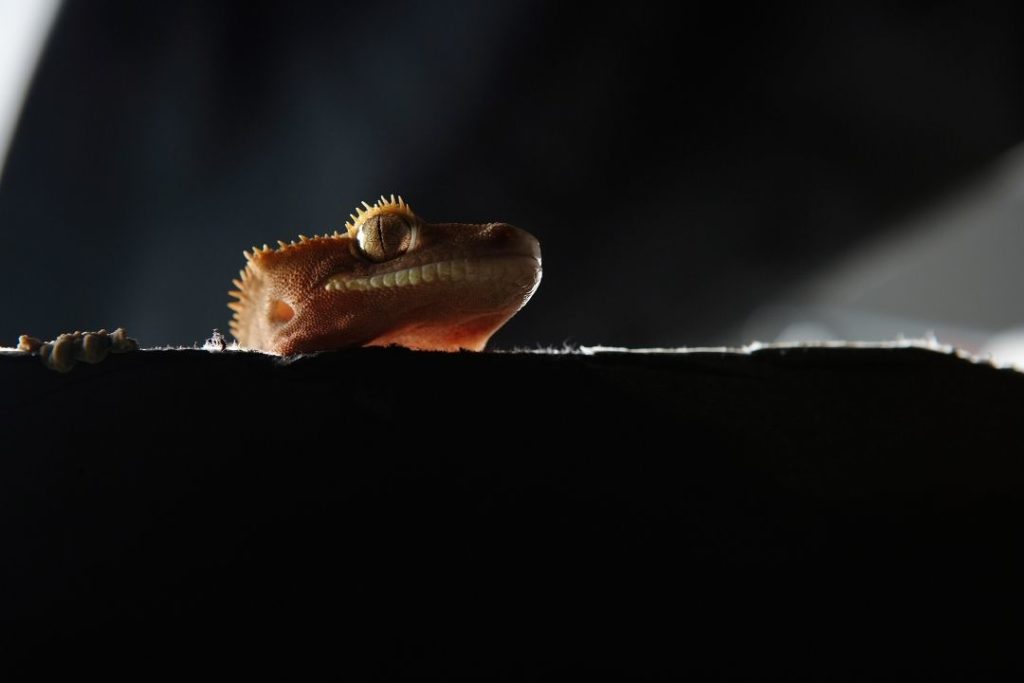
[487,223,527,247]
[485,222,541,260]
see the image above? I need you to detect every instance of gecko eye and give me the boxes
[356,213,417,262]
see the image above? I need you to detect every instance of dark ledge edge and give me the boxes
[2,342,1022,677]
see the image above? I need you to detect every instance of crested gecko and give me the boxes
[230,195,542,354]
[19,196,542,370]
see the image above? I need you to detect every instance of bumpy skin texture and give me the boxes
[229,197,542,355]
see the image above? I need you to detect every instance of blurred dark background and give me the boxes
[1,1,1022,351]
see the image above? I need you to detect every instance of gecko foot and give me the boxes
[17,328,139,372]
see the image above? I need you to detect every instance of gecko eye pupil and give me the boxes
[357,214,416,262]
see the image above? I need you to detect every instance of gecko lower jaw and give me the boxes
[323,256,539,292]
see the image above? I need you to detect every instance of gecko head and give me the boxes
[228,195,542,355]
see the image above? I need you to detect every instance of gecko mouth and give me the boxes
[323,256,539,293]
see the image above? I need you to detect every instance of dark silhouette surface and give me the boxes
[2,346,1022,677]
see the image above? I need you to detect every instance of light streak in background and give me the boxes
[0,0,60,185]
[745,143,1024,368]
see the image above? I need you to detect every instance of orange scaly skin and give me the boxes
[228,196,542,355]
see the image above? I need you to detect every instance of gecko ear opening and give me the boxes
[269,299,295,323]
